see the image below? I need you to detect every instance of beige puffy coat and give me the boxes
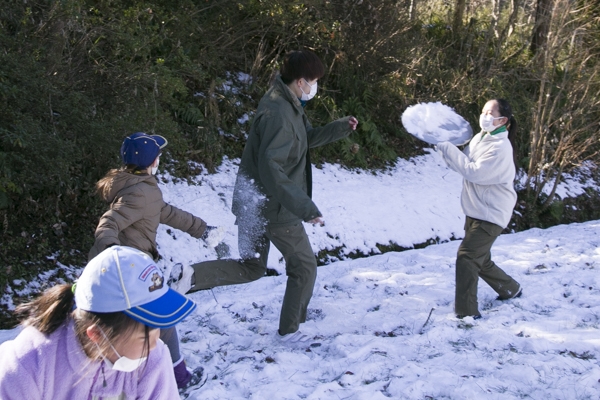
[88,170,207,261]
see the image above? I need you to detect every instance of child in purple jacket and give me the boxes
[0,246,196,399]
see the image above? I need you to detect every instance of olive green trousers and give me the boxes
[189,222,317,335]
[455,216,521,317]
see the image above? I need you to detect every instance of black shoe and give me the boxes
[456,314,482,320]
[496,286,522,301]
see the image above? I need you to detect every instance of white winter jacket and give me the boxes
[437,129,516,228]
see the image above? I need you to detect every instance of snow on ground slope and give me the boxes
[179,220,600,399]
[156,149,466,272]
[2,151,600,399]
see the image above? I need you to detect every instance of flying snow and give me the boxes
[401,102,474,145]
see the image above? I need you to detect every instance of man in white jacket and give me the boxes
[437,99,522,319]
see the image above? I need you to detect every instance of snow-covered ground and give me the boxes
[2,150,600,399]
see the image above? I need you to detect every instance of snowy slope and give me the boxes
[156,149,466,271]
[178,220,600,400]
[2,150,600,399]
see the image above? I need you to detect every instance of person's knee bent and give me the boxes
[243,257,268,281]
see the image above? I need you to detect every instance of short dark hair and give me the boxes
[280,50,325,84]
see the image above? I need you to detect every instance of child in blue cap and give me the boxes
[89,132,221,389]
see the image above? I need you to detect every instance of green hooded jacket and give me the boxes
[232,75,353,226]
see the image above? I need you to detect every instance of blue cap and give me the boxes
[121,132,168,169]
[75,246,196,328]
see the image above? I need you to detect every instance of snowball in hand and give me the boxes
[205,226,227,248]
[401,102,473,145]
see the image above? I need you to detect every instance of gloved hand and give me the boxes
[201,226,227,248]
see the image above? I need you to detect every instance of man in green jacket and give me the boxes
[181,50,358,342]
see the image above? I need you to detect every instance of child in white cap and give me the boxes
[0,246,196,399]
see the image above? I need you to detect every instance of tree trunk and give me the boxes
[453,0,466,32]
[498,0,520,47]
[530,0,554,54]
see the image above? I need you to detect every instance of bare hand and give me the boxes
[348,117,358,131]
[308,217,324,226]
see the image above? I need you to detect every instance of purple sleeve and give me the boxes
[0,341,43,400]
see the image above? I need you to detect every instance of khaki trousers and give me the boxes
[455,216,520,316]
[189,221,317,335]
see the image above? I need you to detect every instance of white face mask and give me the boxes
[479,114,504,132]
[105,347,148,372]
[96,328,147,372]
[150,157,159,175]
[300,79,318,101]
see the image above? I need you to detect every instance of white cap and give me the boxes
[75,246,196,328]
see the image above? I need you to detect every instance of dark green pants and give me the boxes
[455,216,520,317]
[189,222,317,335]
